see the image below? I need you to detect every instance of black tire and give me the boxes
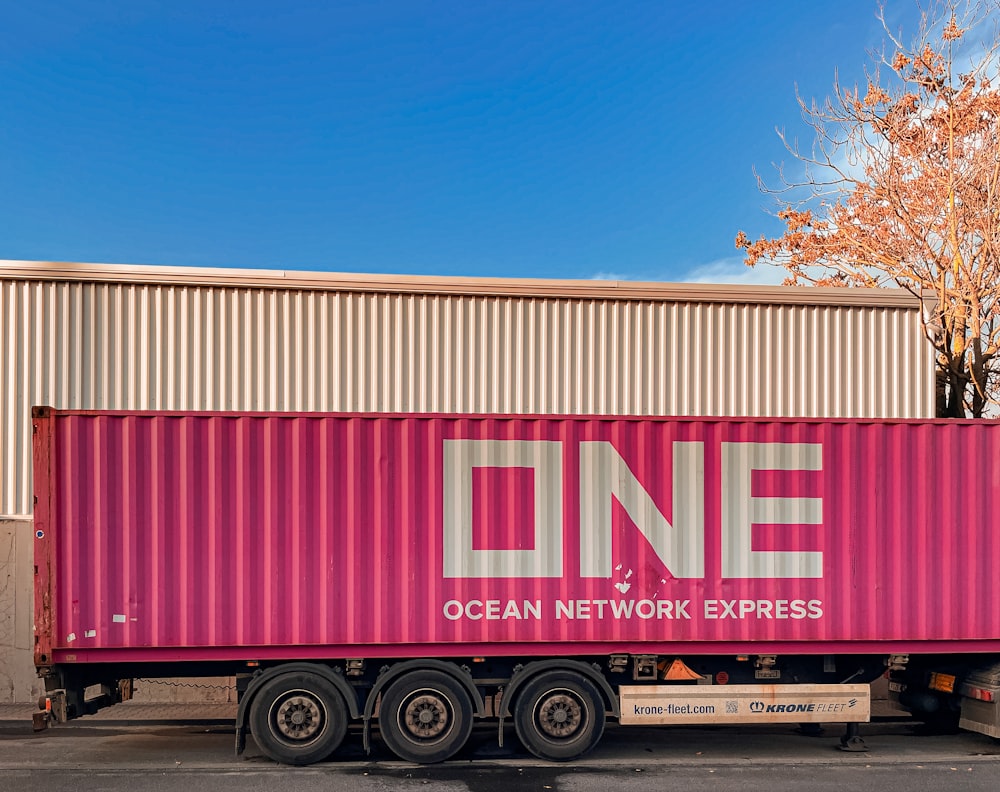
[513,671,606,761]
[378,670,474,763]
[249,672,349,765]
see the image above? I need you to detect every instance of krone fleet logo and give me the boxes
[749,701,766,713]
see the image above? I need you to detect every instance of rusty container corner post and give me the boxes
[30,407,56,675]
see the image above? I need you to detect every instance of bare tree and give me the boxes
[737,0,1000,417]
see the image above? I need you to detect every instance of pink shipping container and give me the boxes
[30,408,1000,762]
[33,408,1000,659]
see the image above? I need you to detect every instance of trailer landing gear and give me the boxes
[838,722,868,752]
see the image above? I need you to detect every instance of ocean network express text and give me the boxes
[442,598,824,621]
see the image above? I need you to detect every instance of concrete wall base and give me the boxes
[0,519,41,703]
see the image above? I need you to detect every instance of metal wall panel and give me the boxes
[34,411,1000,661]
[1,270,935,517]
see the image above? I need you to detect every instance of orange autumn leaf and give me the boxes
[736,0,1000,417]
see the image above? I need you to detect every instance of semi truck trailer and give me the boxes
[31,407,1000,763]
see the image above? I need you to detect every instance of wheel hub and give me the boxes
[275,695,323,741]
[537,692,582,738]
[403,693,449,739]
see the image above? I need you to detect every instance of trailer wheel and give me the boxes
[249,672,348,765]
[378,670,474,763]
[513,671,605,761]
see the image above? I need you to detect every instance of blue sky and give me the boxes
[1,1,922,284]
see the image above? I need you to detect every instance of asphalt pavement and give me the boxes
[0,706,998,767]
[3,705,1000,792]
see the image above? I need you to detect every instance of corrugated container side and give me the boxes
[35,410,1000,663]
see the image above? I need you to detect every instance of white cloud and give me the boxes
[680,257,788,285]
[590,271,630,281]
[586,258,789,286]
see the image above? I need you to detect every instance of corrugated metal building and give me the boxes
[0,260,935,701]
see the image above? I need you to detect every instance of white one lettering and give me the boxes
[443,439,824,582]
[721,442,823,579]
[579,441,705,579]
[443,440,563,578]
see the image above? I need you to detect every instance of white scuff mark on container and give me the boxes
[66,633,76,643]
[615,582,632,594]
[661,579,667,584]
[615,563,622,571]
[112,614,126,623]
[84,629,96,638]
[625,569,633,579]
[130,617,138,622]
